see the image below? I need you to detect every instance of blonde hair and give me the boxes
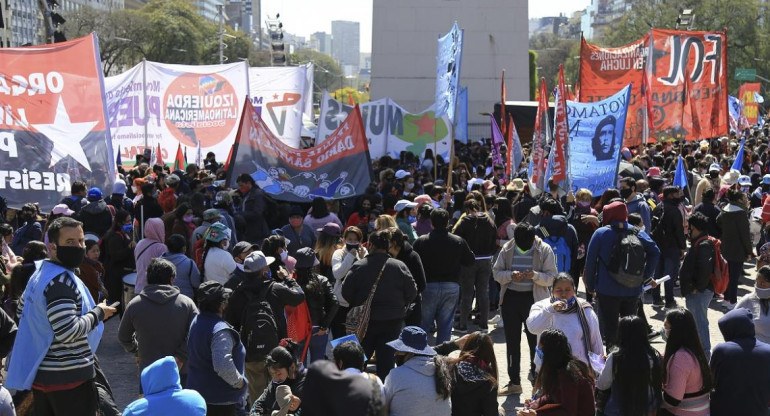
[575,188,593,202]
[374,215,397,231]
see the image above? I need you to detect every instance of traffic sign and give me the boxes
[736,68,757,81]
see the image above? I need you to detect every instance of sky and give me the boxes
[260,0,592,53]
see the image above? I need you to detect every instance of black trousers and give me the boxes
[206,403,237,416]
[33,378,98,416]
[501,290,536,385]
[597,293,639,349]
[362,318,403,381]
[330,305,350,340]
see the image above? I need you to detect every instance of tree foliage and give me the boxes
[529,33,579,91]
[290,49,344,102]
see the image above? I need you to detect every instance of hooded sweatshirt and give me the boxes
[118,285,198,372]
[134,218,168,293]
[122,356,206,416]
[710,308,770,416]
[384,355,451,416]
[449,361,498,416]
[78,199,113,237]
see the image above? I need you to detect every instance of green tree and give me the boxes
[529,50,538,100]
[529,33,578,89]
[290,49,344,101]
[331,87,369,104]
[138,0,209,64]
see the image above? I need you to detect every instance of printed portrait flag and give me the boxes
[490,115,505,169]
[228,99,373,203]
[435,21,464,122]
[0,33,114,212]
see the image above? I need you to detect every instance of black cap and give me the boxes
[197,281,232,304]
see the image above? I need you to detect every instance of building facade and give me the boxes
[1,0,11,47]
[331,20,359,72]
[10,0,40,46]
[370,0,529,141]
[310,31,332,55]
[581,0,632,40]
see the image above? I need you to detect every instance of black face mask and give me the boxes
[619,188,633,199]
[346,243,360,252]
[709,172,719,179]
[516,241,534,252]
[55,245,86,269]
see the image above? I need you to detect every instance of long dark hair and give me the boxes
[535,328,592,402]
[758,266,770,315]
[447,332,498,387]
[613,316,662,416]
[294,267,322,298]
[493,197,512,228]
[262,235,287,270]
[310,197,330,219]
[663,308,713,391]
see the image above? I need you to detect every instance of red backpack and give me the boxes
[695,235,729,294]
[285,302,312,362]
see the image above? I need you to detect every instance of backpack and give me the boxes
[695,235,729,294]
[650,205,667,244]
[539,226,571,273]
[606,225,648,288]
[240,282,280,362]
[285,302,312,362]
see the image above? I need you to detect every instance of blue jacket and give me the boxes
[625,194,652,232]
[584,221,660,297]
[123,356,206,416]
[6,260,103,390]
[711,308,770,416]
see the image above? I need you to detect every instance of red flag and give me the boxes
[550,65,569,184]
[501,69,507,139]
[530,78,550,191]
[156,143,164,166]
[224,144,234,173]
[348,92,355,106]
[173,143,186,171]
[684,76,701,139]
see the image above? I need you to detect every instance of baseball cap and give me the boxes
[204,222,231,244]
[762,174,770,185]
[203,208,222,222]
[394,199,418,212]
[112,179,127,195]
[87,187,103,201]
[317,222,341,237]
[51,204,74,216]
[394,170,410,180]
[506,178,525,192]
[165,174,180,185]
[708,163,721,172]
[243,250,275,272]
[738,175,752,186]
[197,281,232,304]
[232,241,259,258]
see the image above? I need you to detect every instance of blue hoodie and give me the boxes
[625,193,652,232]
[711,308,770,416]
[123,356,206,416]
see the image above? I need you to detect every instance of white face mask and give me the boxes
[756,285,770,300]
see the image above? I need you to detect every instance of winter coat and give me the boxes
[652,199,687,252]
[134,218,168,293]
[251,370,305,416]
[679,235,715,295]
[162,252,201,300]
[711,308,770,416]
[692,201,721,239]
[78,200,113,237]
[302,274,339,328]
[626,193,652,231]
[493,236,557,305]
[123,356,206,416]
[341,252,417,322]
[413,229,475,284]
[526,297,604,366]
[78,258,105,303]
[716,203,753,262]
[237,187,270,245]
[101,229,135,289]
[453,212,498,257]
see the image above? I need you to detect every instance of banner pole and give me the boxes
[142,59,149,151]
[447,122,455,191]
[433,127,438,182]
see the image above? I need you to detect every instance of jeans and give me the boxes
[33,378,99,416]
[653,247,680,303]
[725,260,744,304]
[685,289,713,360]
[299,326,329,364]
[501,290,536,385]
[421,282,460,344]
[459,259,492,327]
[597,293,639,349]
[362,318,403,380]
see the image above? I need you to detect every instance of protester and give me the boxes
[444,331,502,416]
[710,307,770,416]
[224,251,305,404]
[393,199,418,243]
[621,177,652,231]
[342,229,418,380]
[163,234,202,301]
[78,187,114,238]
[251,341,305,415]
[535,197,579,275]
[304,196,343,231]
[517,328,595,416]
[293,247,338,363]
[234,173,271,245]
[413,208,475,343]
[158,174,180,213]
[281,206,317,255]
[6,217,117,415]
[201,223,236,285]
[134,217,168,293]
[383,326,452,416]
[315,222,341,282]
[122,356,206,416]
[119,258,198,382]
[79,239,107,304]
[660,308,712,416]
[596,316,662,416]
[261,234,292,278]
[650,186,687,308]
[330,226,368,338]
[106,179,134,216]
[494,222,557,395]
[225,241,258,290]
[692,188,720,238]
[301,356,384,416]
[331,340,384,396]
[7,240,47,320]
[526,273,603,369]
[736,265,770,343]
[717,188,753,309]
[59,180,87,215]
[387,227,426,327]
[101,210,136,309]
[187,281,247,415]
[192,209,223,248]
[169,202,196,244]
[9,203,42,255]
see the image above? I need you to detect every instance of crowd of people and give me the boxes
[1,123,770,416]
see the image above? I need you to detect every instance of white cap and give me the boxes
[394,199,418,212]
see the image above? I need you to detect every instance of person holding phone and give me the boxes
[331,226,368,339]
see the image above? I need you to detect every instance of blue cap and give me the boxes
[87,187,103,201]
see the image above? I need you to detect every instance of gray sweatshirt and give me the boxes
[384,355,451,416]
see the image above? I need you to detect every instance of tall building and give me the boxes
[581,0,633,40]
[60,0,124,11]
[10,0,41,46]
[331,20,359,72]
[1,0,11,47]
[370,0,528,141]
[310,31,332,55]
[224,0,251,33]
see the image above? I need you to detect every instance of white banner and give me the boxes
[248,64,313,148]
[316,92,451,160]
[105,60,249,165]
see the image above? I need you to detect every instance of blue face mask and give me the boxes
[265,269,272,280]
[566,296,577,308]
[535,346,544,359]
[408,216,417,223]
[122,224,133,235]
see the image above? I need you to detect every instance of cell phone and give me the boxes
[109,301,120,309]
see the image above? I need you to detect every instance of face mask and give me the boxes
[619,188,633,199]
[395,354,408,367]
[183,215,194,223]
[131,186,138,194]
[346,242,360,252]
[55,245,86,269]
[289,218,303,227]
[534,347,544,372]
[407,215,417,223]
[742,187,750,194]
[566,296,577,308]
[264,269,272,280]
[280,251,288,261]
[516,244,532,254]
[662,328,669,341]
[405,183,414,190]
[369,221,376,230]
[122,224,133,235]
[709,172,719,179]
[756,285,770,300]
[577,200,591,208]
[239,185,250,194]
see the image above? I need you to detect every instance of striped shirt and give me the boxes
[509,247,535,292]
[19,272,103,385]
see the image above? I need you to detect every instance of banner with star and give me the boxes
[0,33,115,211]
[248,64,314,148]
[104,60,248,167]
[315,92,451,160]
[227,99,373,203]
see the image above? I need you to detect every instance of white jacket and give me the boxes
[526,297,604,365]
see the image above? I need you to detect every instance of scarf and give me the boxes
[554,296,593,365]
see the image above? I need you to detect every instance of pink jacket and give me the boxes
[134,218,168,293]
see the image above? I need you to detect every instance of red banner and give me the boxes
[739,82,761,125]
[551,65,569,183]
[579,35,648,147]
[647,28,728,141]
[530,80,550,191]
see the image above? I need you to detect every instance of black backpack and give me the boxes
[650,204,667,244]
[606,225,648,288]
[239,282,280,362]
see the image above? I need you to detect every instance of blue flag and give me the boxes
[435,22,463,122]
[455,86,468,143]
[673,156,688,189]
[566,84,631,195]
[116,145,122,166]
[732,136,745,171]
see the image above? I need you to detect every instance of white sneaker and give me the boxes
[488,315,502,325]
